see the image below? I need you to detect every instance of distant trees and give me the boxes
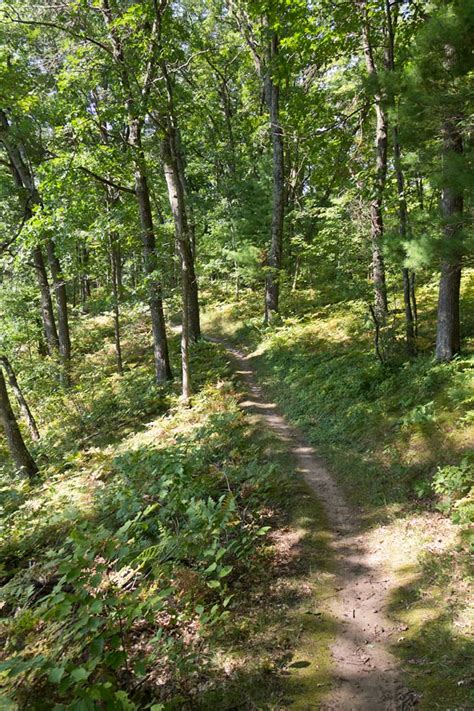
[0,0,472,473]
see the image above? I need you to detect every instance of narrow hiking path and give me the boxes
[219,340,419,711]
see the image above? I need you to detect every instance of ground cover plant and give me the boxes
[1,308,321,709]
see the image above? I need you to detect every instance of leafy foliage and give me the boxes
[0,325,284,708]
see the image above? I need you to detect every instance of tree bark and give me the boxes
[160,67,201,341]
[0,356,40,441]
[33,246,60,354]
[0,368,38,478]
[110,236,124,376]
[46,238,72,370]
[161,133,195,400]
[435,115,463,361]
[264,31,284,323]
[131,124,172,382]
[0,110,60,353]
[161,129,201,338]
[359,2,388,321]
[385,1,415,354]
[101,0,172,382]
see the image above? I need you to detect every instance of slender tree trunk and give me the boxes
[0,110,61,353]
[46,239,71,386]
[359,2,388,321]
[46,239,71,362]
[131,124,172,382]
[0,357,40,441]
[135,167,173,383]
[435,115,463,361]
[393,123,416,354]
[110,235,124,375]
[33,246,60,355]
[100,0,171,383]
[264,32,285,323]
[35,315,48,357]
[80,246,92,311]
[114,240,123,298]
[0,368,38,478]
[161,130,201,342]
[180,257,191,404]
[410,272,418,337]
[160,68,201,341]
[162,133,194,400]
[385,0,415,354]
[292,254,301,291]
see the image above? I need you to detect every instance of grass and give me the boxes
[202,273,474,520]
[202,269,474,710]
[0,303,336,709]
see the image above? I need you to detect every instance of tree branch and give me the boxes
[78,167,135,194]
[4,14,113,55]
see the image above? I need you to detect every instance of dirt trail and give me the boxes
[222,342,417,710]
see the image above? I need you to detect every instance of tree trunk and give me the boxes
[0,357,40,441]
[46,238,71,387]
[110,235,124,376]
[410,272,418,337]
[131,124,172,382]
[0,368,38,478]
[114,240,123,298]
[135,168,173,383]
[162,133,195,400]
[359,2,388,321]
[435,115,463,362]
[385,0,415,354]
[46,239,71,362]
[161,130,201,343]
[33,246,60,355]
[0,111,61,350]
[160,68,201,341]
[80,246,92,311]
[264,32,285,323]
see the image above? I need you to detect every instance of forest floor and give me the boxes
[203,275,473,711]
[0,278,472,709]
[218,339,420,710]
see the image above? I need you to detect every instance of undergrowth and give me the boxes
[203,273,474,522]
[203,271,474,710]
[0,306,300,709]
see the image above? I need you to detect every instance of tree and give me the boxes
[229,1,285,323]
[384,0,416,354]
[0,356,40,441]
[0,110,61,356]
[357,0,388,321]
[0,366,38,478]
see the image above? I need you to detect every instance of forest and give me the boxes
[0,0,472,708]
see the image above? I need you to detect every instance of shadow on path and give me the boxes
[215,339,419,710]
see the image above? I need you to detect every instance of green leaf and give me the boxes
[48,667,65,684]
[218,565,233,578]
[89,599,103,614]
[90,636,105,658]
[70,667,89,682]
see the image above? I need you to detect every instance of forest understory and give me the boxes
[1,0,473,708]
[1,278,472,710]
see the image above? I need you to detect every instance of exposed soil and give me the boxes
[221,341,420,710]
